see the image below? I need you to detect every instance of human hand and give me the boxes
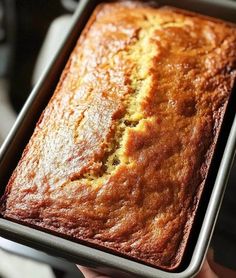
[195,259,218,278]
[77,265,111,278]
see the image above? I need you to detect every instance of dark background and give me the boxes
[2,0,67,112]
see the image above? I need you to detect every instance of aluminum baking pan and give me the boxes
[0,0,236,277]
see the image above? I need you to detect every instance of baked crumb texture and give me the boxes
[1,1,236,270]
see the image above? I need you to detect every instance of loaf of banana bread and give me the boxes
[1,1,236,270]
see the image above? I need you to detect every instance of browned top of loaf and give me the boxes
[1,1,236,270]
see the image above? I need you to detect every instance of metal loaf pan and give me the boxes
[0,0,236,277]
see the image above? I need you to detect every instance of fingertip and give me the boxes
[77,265,110,278]
[196,260,218,278]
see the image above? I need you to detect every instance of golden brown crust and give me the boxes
[1,1,236,270]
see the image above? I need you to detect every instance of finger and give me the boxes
[77,265,110,278]
[196,260,218,278]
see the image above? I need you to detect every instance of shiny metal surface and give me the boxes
[0,0,236,277]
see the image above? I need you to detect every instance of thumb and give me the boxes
[195,259,218,278]
[77,265,111,278]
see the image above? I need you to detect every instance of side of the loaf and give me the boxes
[1,1,236,270]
